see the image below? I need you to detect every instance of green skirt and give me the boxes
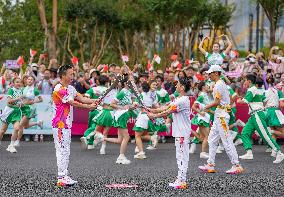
[88,110,99,128]
[2,107,22,125]
[191,116,210,128]
[114,111,131,129]
[93,109,114,127]
[266,108,284,127]
[21,105,31,118]
[133,120,157,135]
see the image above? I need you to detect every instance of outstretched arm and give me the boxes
[223,35,232,55]
[199,36,208,55]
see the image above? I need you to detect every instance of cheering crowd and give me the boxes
[0,35,284,188]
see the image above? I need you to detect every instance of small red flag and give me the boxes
[17,56,24,66]
[71,56,79,65]
[30,49,37,57]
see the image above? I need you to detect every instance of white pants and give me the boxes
[175,137,190,182]
[53,128,71,177]
[208,116,239,165]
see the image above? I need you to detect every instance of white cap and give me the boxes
[206,65,223,74]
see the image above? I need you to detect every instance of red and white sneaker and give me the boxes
[226,164,244,174]
[198,163,216,173]
[168,179,188,189]
[56,176,78,187]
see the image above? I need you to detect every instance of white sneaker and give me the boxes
[151,134,158,148]
[239,151,253,160]
[236,119,246,127]
[189,143,196,154]
[6,145,17,153]
[134,151,147,159]
[57,176,78,187]
[80,137,88,149]
[271,150,277,157]
[38,120,43,129]
[234,139,243,146]
[225,165,244,174]
[100,147,106,155]
[200,152,209,159]
[146,145,156,150]
[273,152,284,164]
[93,133,104,146]
[168,179,188,189]
[166,123,171,135]
[265,148,272,153]
[87,145,95,150]
[14,140,20,147]
[134,146,139,153]
[116,156,131,165]
[198,164,216,173]
[216,145,223,154]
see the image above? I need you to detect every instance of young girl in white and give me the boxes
[104,75,136,164]
[133,81,159,159]
[191,81,210,159]
[149,78,192,189]
[0,77,23,153]
[16,76,43,147]
[90,75,117,155]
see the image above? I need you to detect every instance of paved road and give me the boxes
[0,141,283,197]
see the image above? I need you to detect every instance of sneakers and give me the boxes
[100,147,106,155]
[134,146,139,153]
[93,133,104,146]
[116,155,131,165]
[169,179,188,189]
[14,140,20,147]
[265,148,272,153]
[239,150,253,160]
[134,151,147,159]
[200,152,209,159]
[189,143,196,154]
[87,145,95,150]
[273,151,284,164]
[234,138,243,146]
[80,137,88,149]
[216,145,223,154]
[236,119,246,127]
[165,123,171,135]
[271,150,277,157]
[146,145,156,150]
[6,145,17,153]
[38,120,43,129]
[56,176,78,187]
[151,134,158,148]
[225,164,244,174]
[198,163,216,173]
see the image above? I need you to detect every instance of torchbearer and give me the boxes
[198,65,244,174]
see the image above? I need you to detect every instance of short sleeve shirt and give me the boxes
[205,52,226,66]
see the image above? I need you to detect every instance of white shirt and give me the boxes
[265,87,284,108]
[141,91,158,108]
[170,96,191,138]
[213,79,230,117]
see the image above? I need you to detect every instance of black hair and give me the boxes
[155,75,164,82]
[246,74,256,84]
[255,76,264,87]
[200,68,209,75]
[266,76,275,86]
[141,81,150,93]
[120,75,129,85]
[198,81,206,91]
[58,64,73,78]
[109,63,117,68]
[98,75,109,86]
[178,77,191,92]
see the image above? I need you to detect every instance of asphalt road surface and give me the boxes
[0,140,283,197]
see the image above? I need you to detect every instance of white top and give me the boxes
[213,79,230,117]
[91,86,117,105]
[265,87,284,108]
[170,96,191,138]
[141,91,158,108]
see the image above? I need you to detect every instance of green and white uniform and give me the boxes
[133,91,158,134]
[241,86,280,151]
[0,87,22,125]
[264,87,284,127]
[93,86,116,127]
[205,52,226,66]
[191,92,211,128]
[21,86,40,119]
[113,88,135,129]
[83,86,101,145]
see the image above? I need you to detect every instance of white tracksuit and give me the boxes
[207,80,239,165]
[170,96,191,182]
